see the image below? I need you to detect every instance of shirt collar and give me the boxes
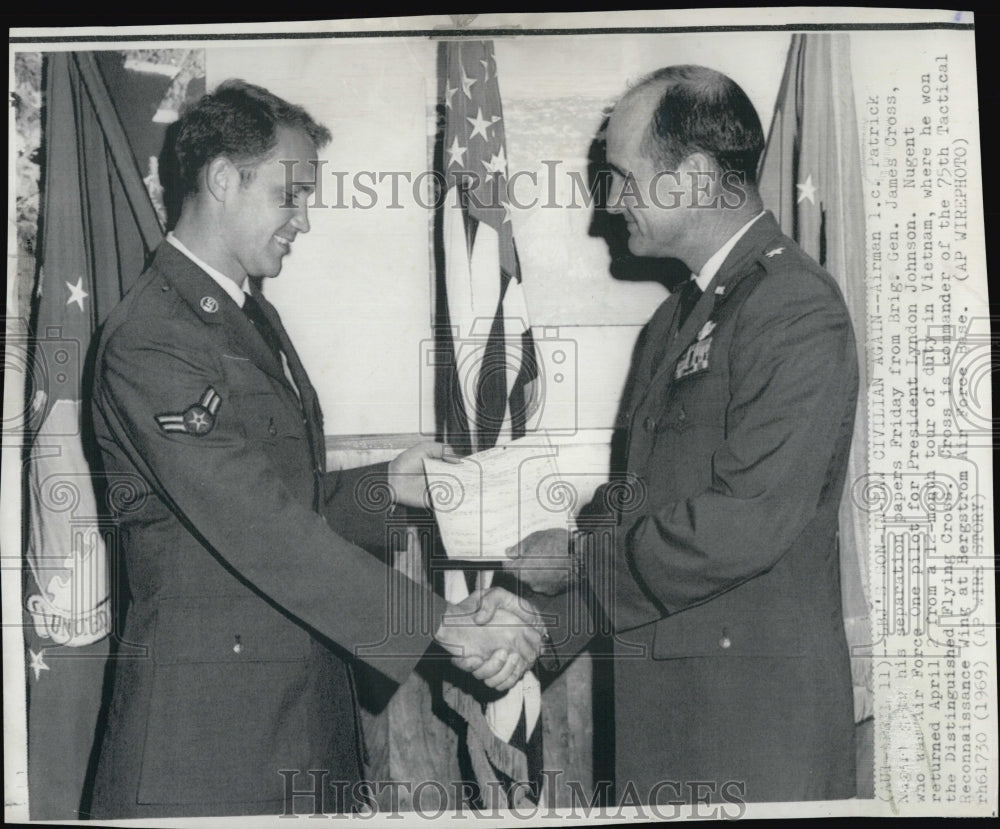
[692,211,766,291]
[166,232,249,309]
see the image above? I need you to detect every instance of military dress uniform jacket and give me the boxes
[88,243,445,817]
[574,212,859,803]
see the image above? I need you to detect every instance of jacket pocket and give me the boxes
[655,370,726,435]
[651,597,809,659]
[137,596,314,805]
[230,391,306,444]
[152,594,312,663]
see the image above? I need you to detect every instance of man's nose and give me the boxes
[290,202,310,234]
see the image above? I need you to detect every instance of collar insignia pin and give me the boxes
[765,247,785,258]
[697,321,716,341]
[200,296,219,314]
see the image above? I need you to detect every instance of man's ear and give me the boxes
[204,156,237,203]
[679,151,721,203]
[681,151,715,175]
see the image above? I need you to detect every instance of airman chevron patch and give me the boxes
[155,387,221,436]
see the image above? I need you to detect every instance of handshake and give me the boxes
[433,587,547,692]
[432,527,582,692]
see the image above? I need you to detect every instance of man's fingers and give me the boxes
[492,665,528,693]
[472,589,504,625]
[423,440,446,460]
[470,648,509,680]
[482,652,525,690]
[505,528,570,561]
[452,654,485,672]
[474,588,544,629]
[509,626,542,665]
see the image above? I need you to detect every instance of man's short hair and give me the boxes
[632,65,765,185]
[174,79,331,196]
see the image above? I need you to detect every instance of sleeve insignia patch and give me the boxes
[765,246,785,258]
[155,387,222,436]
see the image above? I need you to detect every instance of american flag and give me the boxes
[436,39,543,808]
[439,40,538,453]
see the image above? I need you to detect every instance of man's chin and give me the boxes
[254,259,285,279]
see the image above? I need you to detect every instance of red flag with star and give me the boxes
[436,40,543,809]
[758,32,872,723]
[23,52,162,819]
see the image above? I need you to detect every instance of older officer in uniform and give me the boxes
[509,66,858,803]
[88,80,540,818]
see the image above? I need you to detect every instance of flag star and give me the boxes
[796,174,817,204]
[480,58,492,82]
[501,201,512,224]
[447,135,468,168]
[467,108,493,142]
[481,147,508,176]
[66,277,89,311]
[459,66,476,99]
[444,84,457,110]
[29,648,49,681]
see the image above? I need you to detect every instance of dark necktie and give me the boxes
[677,278,703,329]
[242,293,284,364]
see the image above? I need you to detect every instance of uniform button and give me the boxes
[233,634,242,654]
[161,284,169,292]
[719,636,732,649]
[678,408,687,423]
[643,416,656,432]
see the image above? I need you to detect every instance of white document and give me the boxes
[423,435,569,562]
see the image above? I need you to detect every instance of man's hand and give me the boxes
[388,441,448,508]
[435,589,544,692]
[503,528,580,595]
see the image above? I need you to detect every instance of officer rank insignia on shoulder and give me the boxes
[155,387,222,436]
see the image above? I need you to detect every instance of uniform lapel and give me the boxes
[154,243,289,386]
[252,290,327,473]
[624,296,679,412]
[222,299,288,388]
